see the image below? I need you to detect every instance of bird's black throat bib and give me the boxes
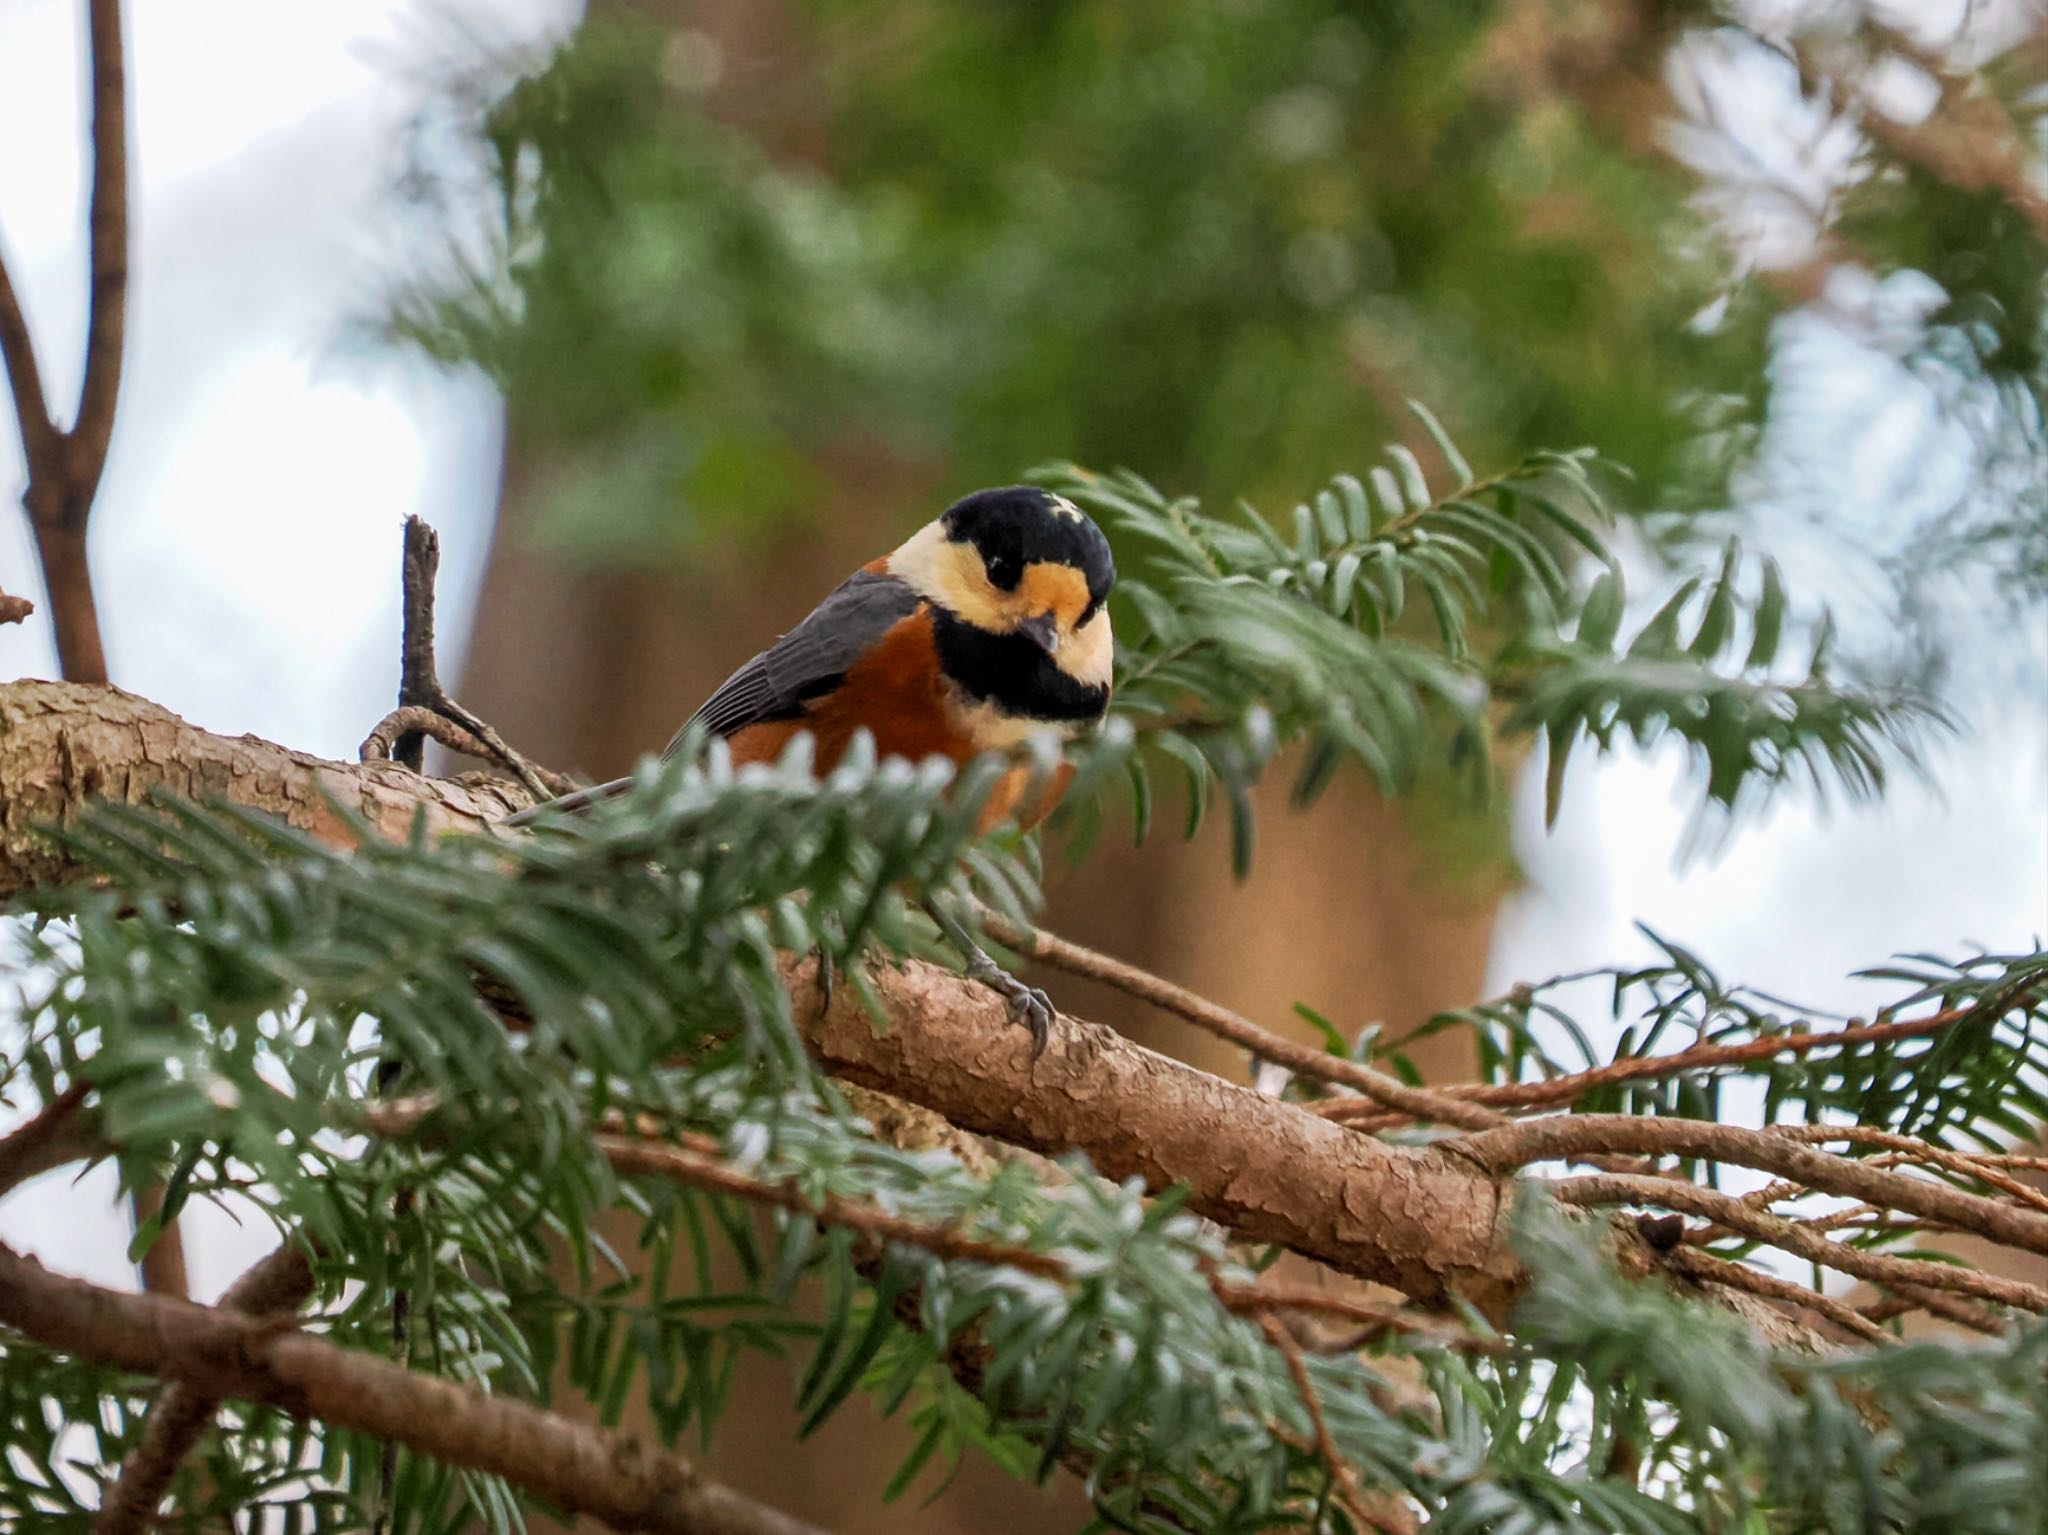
[931,609,1110,725]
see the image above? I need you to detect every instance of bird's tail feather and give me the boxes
[500,776,632,828]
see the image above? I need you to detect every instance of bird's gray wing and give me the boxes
[665,568,922,755]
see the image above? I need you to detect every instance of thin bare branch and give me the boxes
[1664,1245,1890,1346]
[0,230,56,469]
[368,517,564,800]
[0,587,33,625]
[95,1242,317,1535]
[974,905,1507,1131]
[1261,1313,1415,1535]
[1552,1172,2048,1312]
[69,0,129,506]
[0,1080,89,1197]
[595,1133,1072,1280]
[1457,1115,2048,1261]
[0,1241,831,1535]
[1215,1278,1500,1354]
[1316,1001,2016,1126]
[1880,1281,2010,1337]
[1772,1123,2048,1214]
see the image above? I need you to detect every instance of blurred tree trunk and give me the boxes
[453,7,1501,1531]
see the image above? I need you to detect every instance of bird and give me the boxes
[504,485,1117,1052]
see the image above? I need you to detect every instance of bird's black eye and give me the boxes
[984,552,1021,590]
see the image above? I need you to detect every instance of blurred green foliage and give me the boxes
[389,2,1762,552]
[385,0,2045,656]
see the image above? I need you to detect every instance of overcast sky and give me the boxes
[1,1,2043,1303]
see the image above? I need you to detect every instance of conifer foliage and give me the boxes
[3,422,2045,1535]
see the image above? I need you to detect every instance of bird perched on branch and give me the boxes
[506,485,1116,1050]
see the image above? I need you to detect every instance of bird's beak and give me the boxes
[1017,612,1061,655]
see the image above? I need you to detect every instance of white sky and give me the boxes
[0,1,2043,1302]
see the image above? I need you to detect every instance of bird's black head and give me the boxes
[938,487,1116,626]
[885,485,1117,724]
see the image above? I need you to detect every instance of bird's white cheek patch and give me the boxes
[1057,610,1114,690]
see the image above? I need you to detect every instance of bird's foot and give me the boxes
[962,948,1056,1059]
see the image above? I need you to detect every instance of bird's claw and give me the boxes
[964,952,1056,1059]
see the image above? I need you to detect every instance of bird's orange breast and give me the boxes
[724,607,1074,832]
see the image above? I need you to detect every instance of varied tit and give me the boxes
[505,486,1117,1050]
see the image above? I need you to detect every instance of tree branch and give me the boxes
[358,517,567,798]
[1260,1313,1410,1535]
[1663,1245,1890,1347]
[0,1080,89,1197]
[0,1241,830,1535]
[1457,1115,2048,1262]
[0,229,56,469]
[70,0,129,505]
[4,0,132,687]
[95,1241,317,1535]
[790,951,1529,1315]
[1314,1004,2009,1126]
[1552,1173,2048,1313]
[976,905,1507,1131]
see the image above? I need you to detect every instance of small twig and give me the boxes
[377,1098,1501,1356]
[1315,998,2027,1128]
[393,517,444,772]
[1456,1115,2048,1262]
[1214,1278,1500,1354]
[0,1080,89,1197]
[1663,1246,1890,1346]
[1260,1314,1414,1535]
[1770,1124,2048,1216]
[429,694,566,801]
[95,1241,316,1535]
[1883,1281,2009,1337]
[363,707,500,776]
[1552,1172,2048,1313]
[973,905,1506,1132]
[364,517,569,802]
[597,1134,1073,1280]
[0,587,32,625]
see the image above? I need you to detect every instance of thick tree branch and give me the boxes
[95,1241,317,1535]
[790,952,1527,1313]
[0,681,522,899]
[0,1242,829,1535]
